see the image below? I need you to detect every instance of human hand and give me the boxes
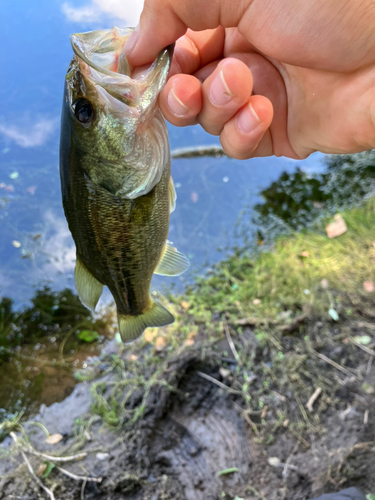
[125,0,375,160]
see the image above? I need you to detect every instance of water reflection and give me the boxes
[253,151,375,236]
[0,287,113,421]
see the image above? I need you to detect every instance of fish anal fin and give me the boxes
[154,241,190,276]
[118,300,174,343]
[169,176,176,213]
[75,256,103,311]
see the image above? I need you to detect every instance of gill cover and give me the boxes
[67,27,174,199]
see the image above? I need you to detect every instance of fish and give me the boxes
[59,27,189,343]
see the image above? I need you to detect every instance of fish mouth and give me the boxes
[70,27,174,108]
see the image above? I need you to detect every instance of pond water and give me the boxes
[0,0,330,420]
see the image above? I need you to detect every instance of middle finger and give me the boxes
[199,57,253,136]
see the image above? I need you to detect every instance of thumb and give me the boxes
[124,0,248,66]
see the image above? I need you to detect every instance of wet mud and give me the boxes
[1,310,375,500]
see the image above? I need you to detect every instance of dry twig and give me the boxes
[279,313,307,333]
[313,351,355,377]
[197,371,242,395]
[10,432,56,500]
[56,466,102,483]
[224,323,241,364]
[81,479,87,500]
[351,338,375,357]
[306,387,323,413]
[26,448,87,462]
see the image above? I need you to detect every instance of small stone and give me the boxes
[96,452,110,460]
[268,457,281,467]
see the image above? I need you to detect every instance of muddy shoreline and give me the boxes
[1,197,375,500]
[1,307,375,500]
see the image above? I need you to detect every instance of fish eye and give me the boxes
[73,98,94,125]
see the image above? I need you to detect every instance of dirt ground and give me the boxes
[1,293,375,500]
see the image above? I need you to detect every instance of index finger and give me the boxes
[124,0,249,66]
[170,28,225,76]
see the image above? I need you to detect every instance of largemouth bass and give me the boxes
[60,27,189,342]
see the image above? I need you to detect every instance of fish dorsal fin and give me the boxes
[75,256,103,311]
[169,176,177,213]
[118,300,174,343]
[154,241,190,276]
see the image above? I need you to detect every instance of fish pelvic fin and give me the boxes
[118,301,174,343]
[75,256,103,311]
[154,241,190,276]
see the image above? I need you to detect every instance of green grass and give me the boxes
[180,197,375,323]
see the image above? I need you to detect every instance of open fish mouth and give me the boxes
[70,27,174,109]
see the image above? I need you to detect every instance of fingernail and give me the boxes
[124,25,140,55]
[237,103,261,134]
[209,70,234,106]
[167,88,190,116]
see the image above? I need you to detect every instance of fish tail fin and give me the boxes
[118,300,174,344]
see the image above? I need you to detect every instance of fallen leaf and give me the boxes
[185,338,194,347]
[155,336,166,351]
[321,278,329,289]
[187,331,195,340]
[328,308,339,321]
[37,464,47,477]
[144,329,156,342]
[301,251,310,257]
[41,462,55,478]
[181,301,189,309]
[325,214,347,238]
[45,433,63,445]
[353,335,372,346]
[363,281,375,292]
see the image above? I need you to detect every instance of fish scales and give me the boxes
[60,27,189,342]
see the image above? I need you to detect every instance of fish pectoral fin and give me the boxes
[118,301,174,343]
[75,257,103,312]
[169,176,177,213]
[154,241,190,276]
